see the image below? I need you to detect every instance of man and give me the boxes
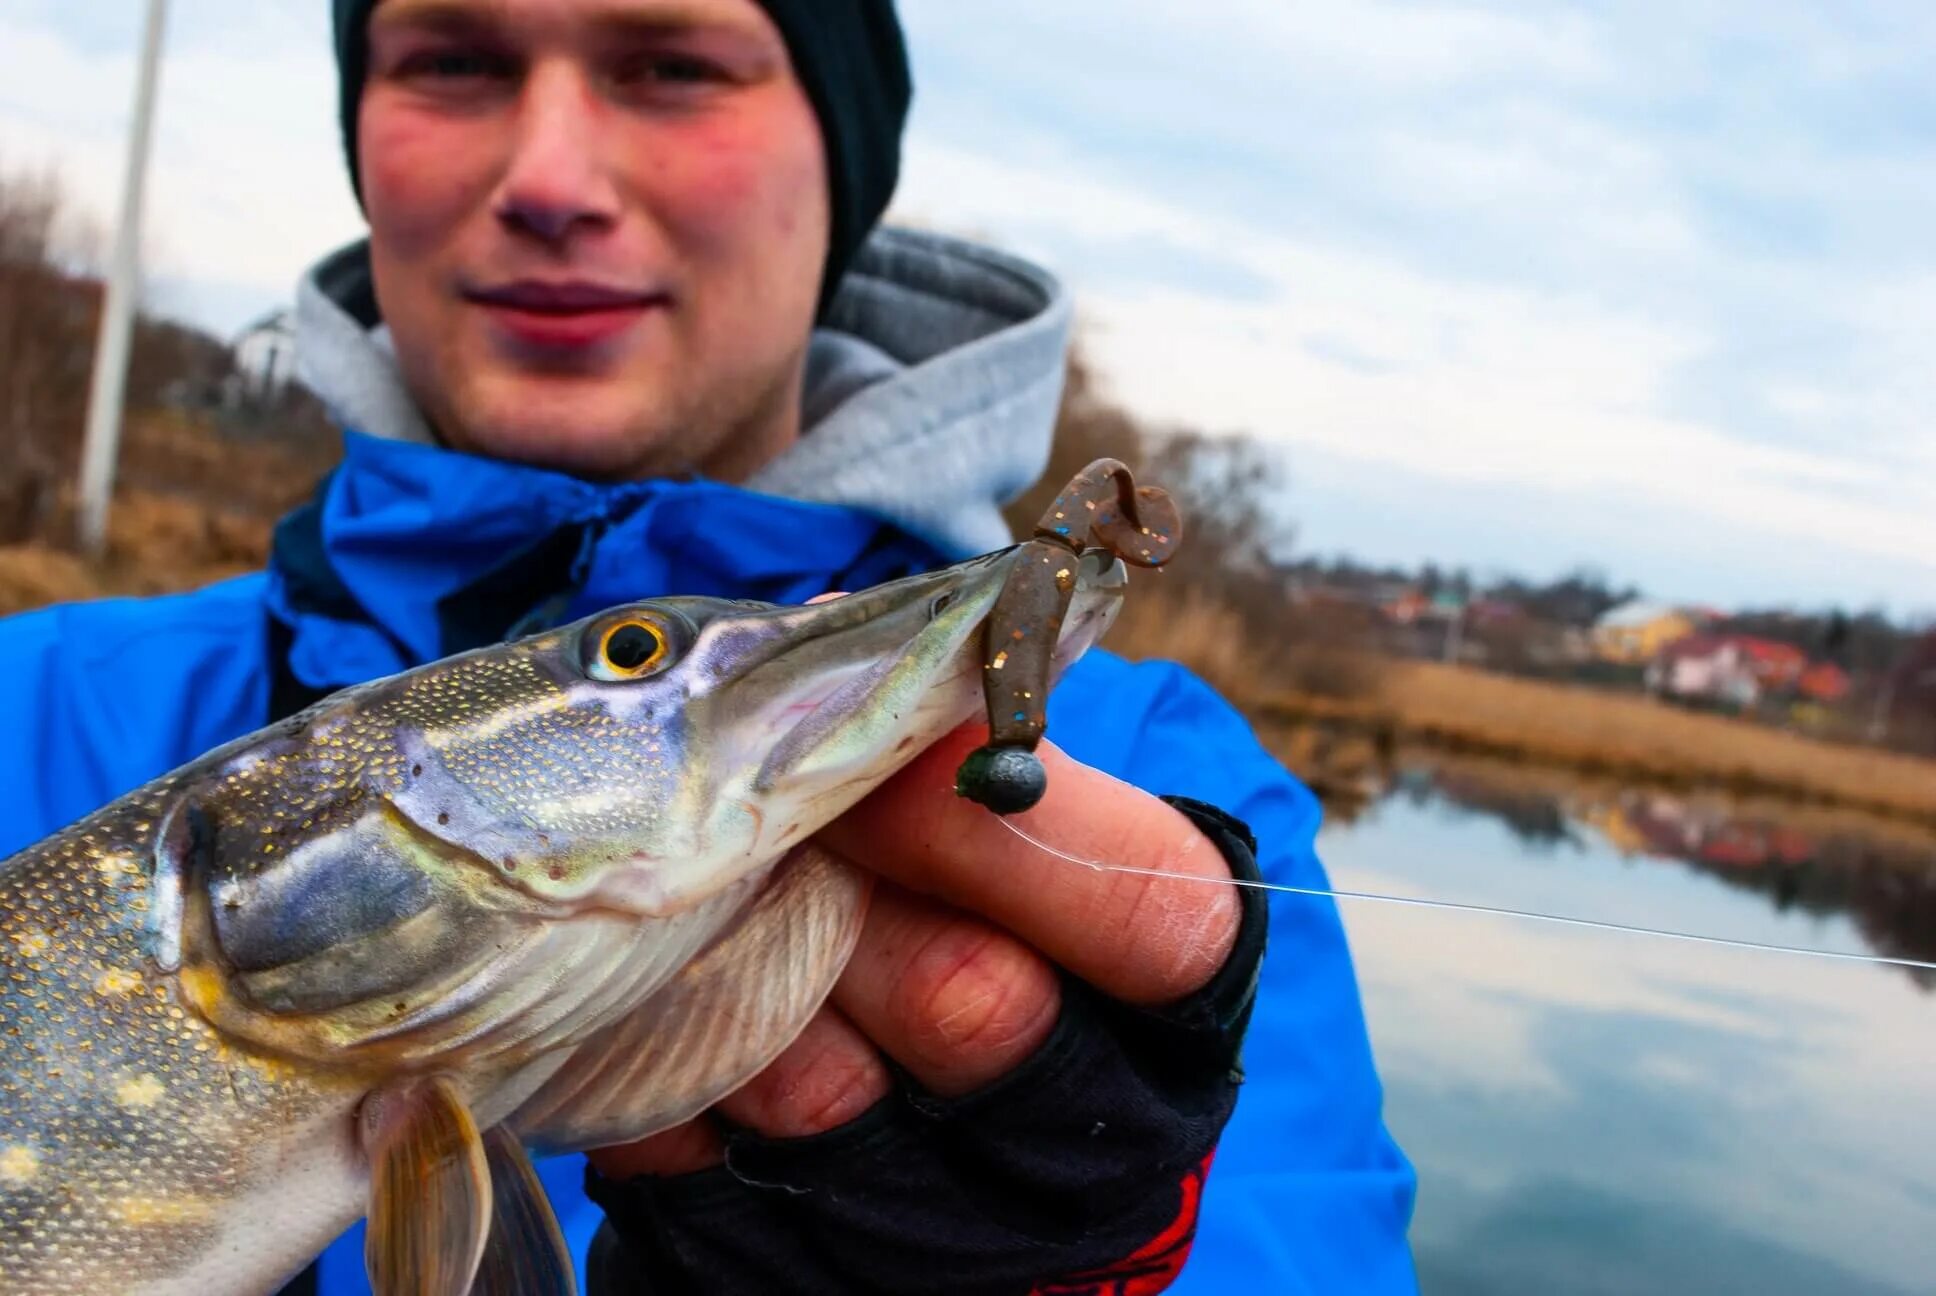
[0,0,1417,1290]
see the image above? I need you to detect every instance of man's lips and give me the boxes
[464,280,670,349]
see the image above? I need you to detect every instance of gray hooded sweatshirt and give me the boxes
[294,226,1072,557]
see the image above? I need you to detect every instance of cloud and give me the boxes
[893,0,1936,610]
[896,133,1936,601]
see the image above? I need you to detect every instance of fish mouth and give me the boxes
[689,550,1014,776]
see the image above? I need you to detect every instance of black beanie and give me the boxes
[330,0,911,312]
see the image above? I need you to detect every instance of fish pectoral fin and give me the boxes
[361,1076,493,1296]
[510,842,871,1154]
[471,1124,574,1296]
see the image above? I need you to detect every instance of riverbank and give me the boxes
[1256,660,1936,831]
[1075,573,1936,832]
[1103,587,1933,832]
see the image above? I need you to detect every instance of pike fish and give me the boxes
[0,546,1128,1296]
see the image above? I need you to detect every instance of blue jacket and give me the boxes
[0,434,1416,1292]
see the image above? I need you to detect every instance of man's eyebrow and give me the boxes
[366,0,498,38]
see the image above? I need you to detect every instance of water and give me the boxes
[1320,768,1936,1295]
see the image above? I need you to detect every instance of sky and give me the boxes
[3,0,1933,616]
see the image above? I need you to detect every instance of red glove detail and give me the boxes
[1031,1152,1216,1296]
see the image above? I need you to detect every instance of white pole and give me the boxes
[76,0,170,558]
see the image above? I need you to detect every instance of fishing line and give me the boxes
[995,816,1936,975]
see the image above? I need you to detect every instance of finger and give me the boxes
[829,879,1061,1097]
[586,1117,724,1180]
[710,1001,891,1138]
[818,725,1240,1006]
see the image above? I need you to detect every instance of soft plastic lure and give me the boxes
[956,458,1184,814]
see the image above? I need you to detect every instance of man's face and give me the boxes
[359,0,829,481]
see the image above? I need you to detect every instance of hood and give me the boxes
[294,226,1071,558]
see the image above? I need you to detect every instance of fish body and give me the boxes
[0,548,1126,1295]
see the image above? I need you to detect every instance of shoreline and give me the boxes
[1252,660,1936,833]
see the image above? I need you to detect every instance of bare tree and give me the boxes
[0,167,97,542]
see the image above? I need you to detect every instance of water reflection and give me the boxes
[1382,760,1936,984]
[1313,767,1936,1295]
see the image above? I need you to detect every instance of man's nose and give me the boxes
[492,62,621,246]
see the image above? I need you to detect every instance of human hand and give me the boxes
[585,721,1243,1178]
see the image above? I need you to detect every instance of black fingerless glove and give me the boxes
[584,796,1269,1296]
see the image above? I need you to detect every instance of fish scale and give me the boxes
[0,784,336,1293]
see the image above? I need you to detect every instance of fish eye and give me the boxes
[929,591,957,620]
[587,616,672,681]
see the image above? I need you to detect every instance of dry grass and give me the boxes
[1261,659,1936,828]
[0,488,273,617]
[1101,582,1397,819]
[1103,582,1264,704]
[0,409,325,618]
[1103,580,1386,708]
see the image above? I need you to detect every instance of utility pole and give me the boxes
[76,0,170,558]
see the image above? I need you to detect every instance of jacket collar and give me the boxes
[267,432,950,693]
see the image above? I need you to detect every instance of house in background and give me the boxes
[232,309,297,403]
[1646,634,1809,709]
[1593,601,1701,665]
